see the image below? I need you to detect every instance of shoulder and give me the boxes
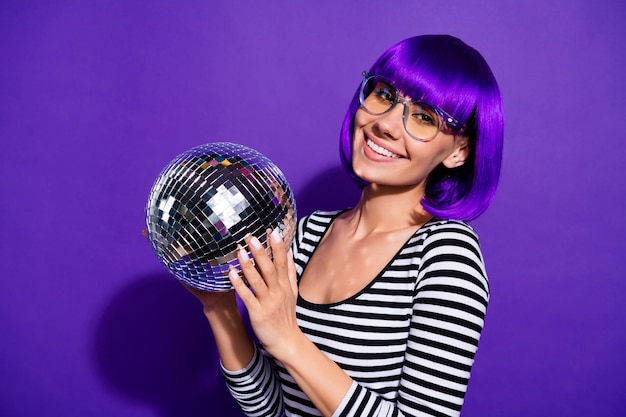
[298,209,344,226]
[421,218,480,240]
[415,219,489,297]
[292,210,345,260]
[401,219,482,259]
[416,219,482,255]
[296,209,345,235]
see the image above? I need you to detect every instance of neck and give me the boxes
[345,183,433,235]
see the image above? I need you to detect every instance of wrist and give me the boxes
[201,293,255,371]
[198,290,237,313]
[270,329,310,366]
[203,295,241,324]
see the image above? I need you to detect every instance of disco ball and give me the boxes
[145,142,297,292]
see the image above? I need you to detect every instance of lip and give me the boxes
[362,135,404,160]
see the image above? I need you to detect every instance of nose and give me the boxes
[372,102,406,140]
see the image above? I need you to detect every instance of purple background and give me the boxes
[1,1,625,416]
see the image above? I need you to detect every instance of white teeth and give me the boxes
[366,138,400,158]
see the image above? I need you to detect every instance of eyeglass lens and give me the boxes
[361,76,442,140]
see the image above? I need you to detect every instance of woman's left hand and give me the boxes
[228,229,302,360]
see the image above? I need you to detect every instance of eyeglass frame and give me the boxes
[358,70,463,141]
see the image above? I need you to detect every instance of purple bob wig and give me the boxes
[339,35,504,221]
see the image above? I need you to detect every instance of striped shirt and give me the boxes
[224,210,489,417]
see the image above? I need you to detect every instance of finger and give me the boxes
[268,228,289,280]
[236,244,268,296]
[244,234,278,286]
[228,267,258,308]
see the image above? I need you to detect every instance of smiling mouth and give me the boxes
[366,138,401,158]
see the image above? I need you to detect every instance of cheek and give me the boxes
[353,108,374,132]
[351,111,368,151]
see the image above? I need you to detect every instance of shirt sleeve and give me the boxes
[222,345,286,417]
[332,222,490,417]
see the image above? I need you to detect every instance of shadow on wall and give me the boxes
[92,165,360,416]
[93,273,244,417]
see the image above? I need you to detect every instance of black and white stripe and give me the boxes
[224,210,489,417]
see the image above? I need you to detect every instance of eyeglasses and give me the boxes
[359,71,462,141]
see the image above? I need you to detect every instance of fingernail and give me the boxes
[271,228,282,243]
[249,236,262,250]
[237,244,250,263]
[228,267,239,281]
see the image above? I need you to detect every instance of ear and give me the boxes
[442,136,470,169]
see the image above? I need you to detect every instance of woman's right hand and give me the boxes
[144,227,254,370]
[183,284,256,371]
[143,228,239,314]
[183,284,239,315]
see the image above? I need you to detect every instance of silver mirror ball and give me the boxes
[145,142,297,292]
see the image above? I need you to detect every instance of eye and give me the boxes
[372,83,396,103]
[410,109,438,126]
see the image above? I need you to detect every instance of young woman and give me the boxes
[191,34,504,417]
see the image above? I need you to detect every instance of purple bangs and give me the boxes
[339,35,504,221]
